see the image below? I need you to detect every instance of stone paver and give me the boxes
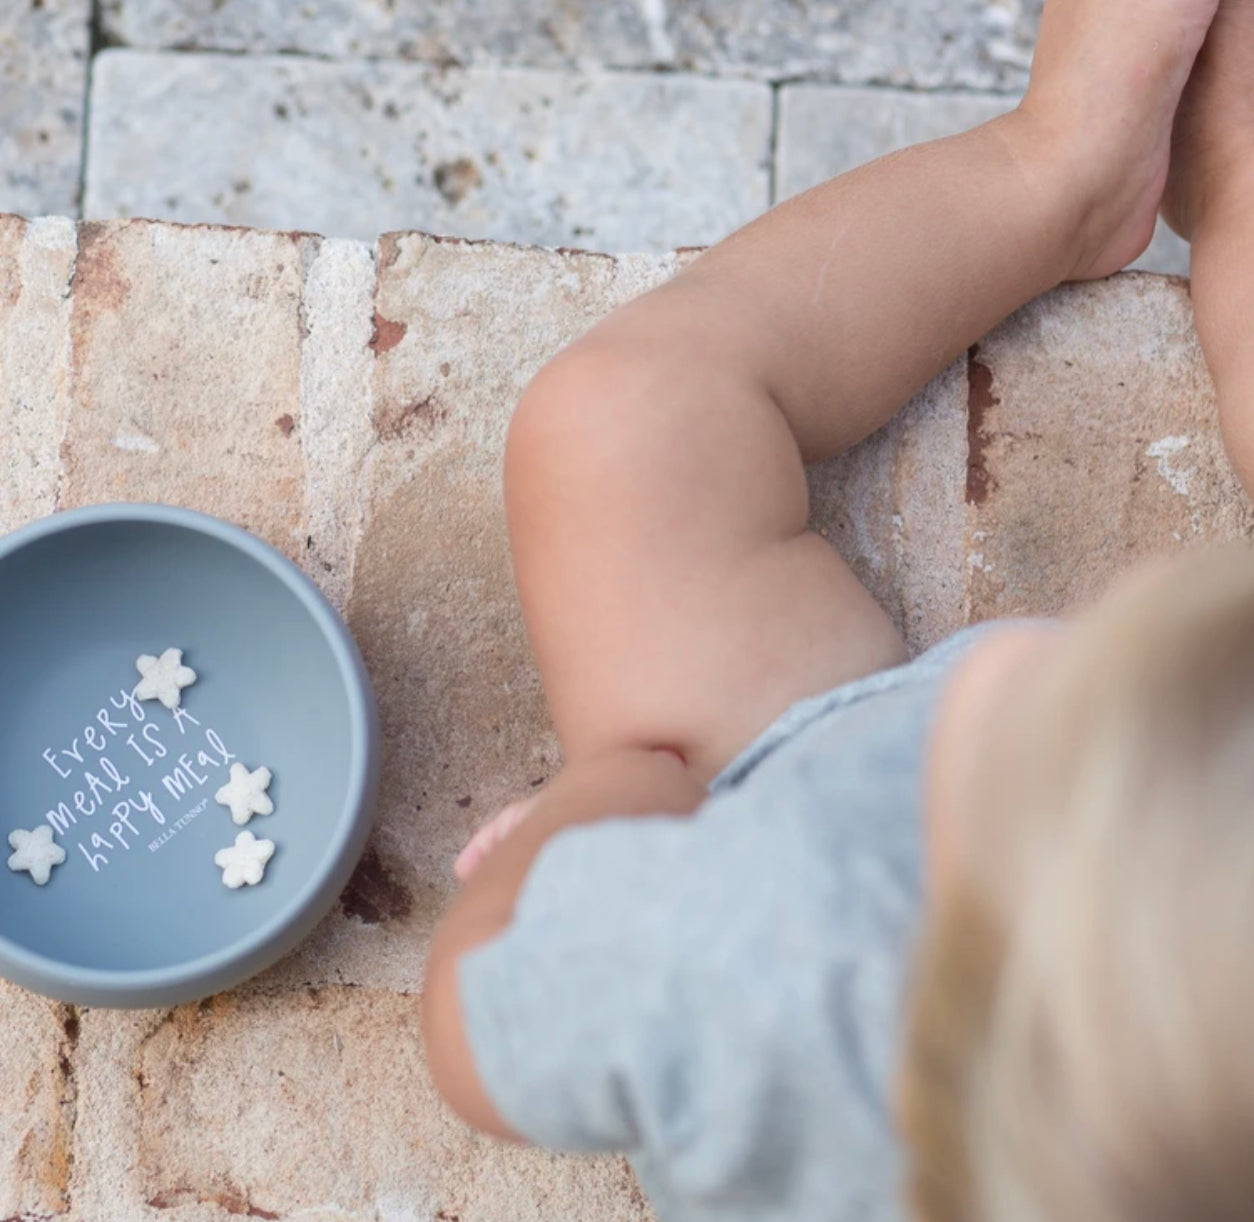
[0,213,1242,1218]
[72,993,653,1222]
[777,83,1192,277]
[673,0,1042,90]
[0,0,91,218]
[100,0,661,69]
[84,51,772,251]
[965,275,1248,620]
[101,0,1042,91]
[0,981,75,1218]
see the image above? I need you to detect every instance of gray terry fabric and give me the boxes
[459,621,1011,1222]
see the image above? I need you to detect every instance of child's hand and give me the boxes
[453,797,540,883]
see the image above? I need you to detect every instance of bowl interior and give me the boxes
[0,518,354,975]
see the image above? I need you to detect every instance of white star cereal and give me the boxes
[215,762,275,826]
[135,647,197,710]
[7,825,67,886]
[214,831,276,889]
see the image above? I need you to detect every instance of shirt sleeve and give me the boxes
[457,796,914,1211]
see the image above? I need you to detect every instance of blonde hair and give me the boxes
[899,546,1254,1222]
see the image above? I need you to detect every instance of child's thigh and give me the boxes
[506,330,907,784]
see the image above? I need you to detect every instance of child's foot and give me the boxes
[1162,0,1254,241]
[1019,0,1221,279]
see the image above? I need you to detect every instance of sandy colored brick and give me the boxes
[70,989,652,1221]
[0,982,76,1218]
[965,276,1245,620]
[61,219,311,558]
[0,213,76,534]
[0,0,90,218]
[85,51,772,252]
[298,235,377,611]
[271,238,681,992]
[811,360,969,653]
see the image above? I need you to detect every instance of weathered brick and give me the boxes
[811,361,969,653]
[282,238,682,992]
[298,236,377,611]
[85,51,772,252]
[0,983,76,1218]
[60,219,310,558]
[75,989,652,1221]
[0,214,76,534]
[964,276,1244,620]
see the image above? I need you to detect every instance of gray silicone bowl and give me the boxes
[0,504,380,1008]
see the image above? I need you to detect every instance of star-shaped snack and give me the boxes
[214,762,275,826]
[7,825,67,886]
[135,647,197,710]
[214,831,276,889]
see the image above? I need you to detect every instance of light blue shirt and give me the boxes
[460,623,1004,1222]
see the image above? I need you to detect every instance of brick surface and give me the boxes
[964,275,1246,620]
[0,215,1237,1221]
[84,51,772,252]
[289,237,683,992]
[0,982,76,1218]
[70,991,654,1222]
[100,0,1042,90]
[776,83,1191,277]
[812,360,970,654]
[298,236,378,612]
[0,0,90,218]
[60,219,311,558]
[0,214,76,534]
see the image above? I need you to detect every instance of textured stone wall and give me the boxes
[0,211,1241,1220]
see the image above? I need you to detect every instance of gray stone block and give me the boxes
[674,0,1043,89]
[100,0,1043,90]
[0,0,91,217]
[1130,220,1191,279]
[83,50,772,251]
[777,83,1017,200]
[100,0,660,68]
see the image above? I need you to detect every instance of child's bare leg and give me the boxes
[508,0,1221,786]
[1162,0,1254,494]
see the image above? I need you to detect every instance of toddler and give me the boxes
[424,1,1254,1218]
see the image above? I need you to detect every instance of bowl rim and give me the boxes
[0,503,378,998]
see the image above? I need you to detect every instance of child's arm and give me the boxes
[423,746,705,1135]
[427,0,1219,1140]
